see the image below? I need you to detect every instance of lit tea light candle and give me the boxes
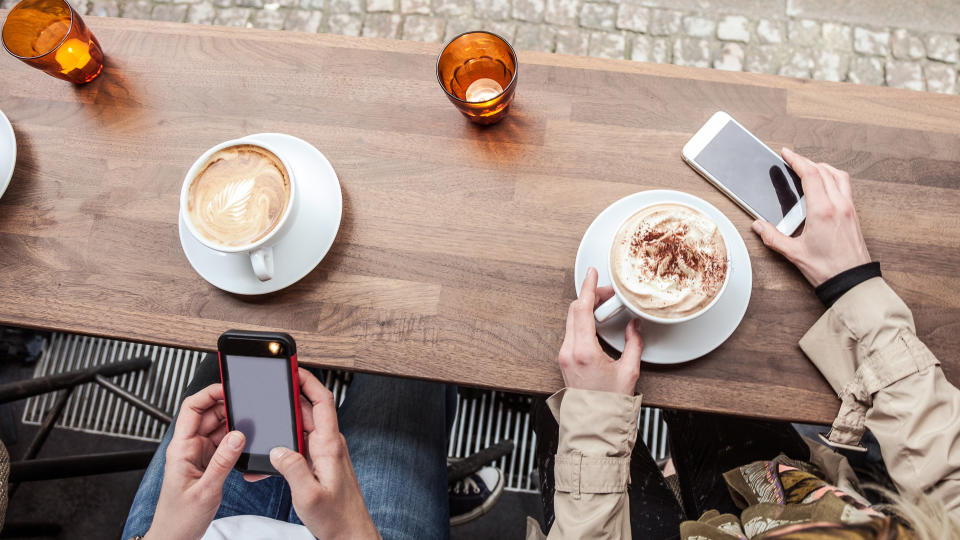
[465,78,503,103]
[55,38,92,74]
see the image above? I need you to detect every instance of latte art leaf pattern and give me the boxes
[186,145,291,248]
[207,177,255,225]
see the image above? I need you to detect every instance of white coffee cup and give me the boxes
[179,138,297,282]
[594,201,732,325]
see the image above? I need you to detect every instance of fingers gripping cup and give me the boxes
[595,203,730,325]
[180,141,295,282]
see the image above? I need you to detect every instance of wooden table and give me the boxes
[2,16,958,424]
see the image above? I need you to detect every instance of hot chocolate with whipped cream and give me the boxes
[610,203,727,319]
[186,144,291,248]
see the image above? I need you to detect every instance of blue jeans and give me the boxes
[123,359,457,540]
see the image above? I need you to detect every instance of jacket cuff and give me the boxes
[814,262,882,307]
[547,388,642,497]
[800,277,939,448]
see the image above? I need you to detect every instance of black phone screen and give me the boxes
[693,120,804,222]
[222,355,297,455]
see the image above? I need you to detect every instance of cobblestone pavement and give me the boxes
[3,0,959,94]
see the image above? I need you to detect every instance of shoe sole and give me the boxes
[450,471,506,527]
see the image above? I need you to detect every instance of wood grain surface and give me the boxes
[1,15,958,424]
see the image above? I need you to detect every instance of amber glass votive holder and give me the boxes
[2,0,104,84]
[436,31,518,125]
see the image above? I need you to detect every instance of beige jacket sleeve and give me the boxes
[799,277,960,511]
[525,388,643,540]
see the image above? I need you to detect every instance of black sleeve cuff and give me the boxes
[815,262,882,307]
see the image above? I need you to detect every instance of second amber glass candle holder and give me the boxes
[436,31,518,125]
[2,0,104,84]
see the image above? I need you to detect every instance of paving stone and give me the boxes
[326,13,362,35]
[744,44,781,74]
[433,0,469,17]
[556,26,588,55]
[514,23,556,52]
[474,0,510,21]
[90,0,120,17]
[779,48,813,78]
[485,20,517,41]
[713,42,744,71]
[285,8,323,31]
[152,3,189,20]
[925,63,957,94]
[755,19,782,44]
[443,17,482,40]
[716,15,749,43]
[72,0,92,13]
[122,0,154,18]
[631,35,669,63]
[885,59,924,90]
[186,1,216,23]
[214,0,233,8]
[298,0,322,8]
[251,6,286,28]
[853,27,889,56]
[673,37,711,67]
[512,0,544,22]
[362,13,401,37]
[544,0,577,26]
[649,9,682,37]
[812,49,849,81]
[847,56,884,85]
[787,19,818,46]
[402,14,445,41]
[172,0,202,5]
[786,0,960,36]
[821,22,851,50]
[367,0,394,12]
[925,33,959,63]
[617,4,650,33]
[891,29,924,60]
[215,6,251,25]
[328,0,361,13]
[683,15,714,39]
[579,3,616,31]
[401,0,430,14]
[235,0,263,8]
[588,31,625,59]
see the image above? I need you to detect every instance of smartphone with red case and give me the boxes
[217,330,304,475]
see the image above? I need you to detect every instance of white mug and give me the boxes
[179,138,297,282]
[594,201,732,326]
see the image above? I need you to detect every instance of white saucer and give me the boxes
[178,133,342,295]
[0,110,15,200]
[574,190,752,365]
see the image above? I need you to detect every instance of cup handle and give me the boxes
[250,246,274,282]
[594,295,625,324]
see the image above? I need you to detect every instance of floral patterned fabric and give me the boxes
[679,455,913,539]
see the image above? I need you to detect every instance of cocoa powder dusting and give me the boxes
[629,221,726,294]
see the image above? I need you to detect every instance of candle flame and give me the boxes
[56,38,92,75]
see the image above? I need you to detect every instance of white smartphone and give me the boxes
[682,111,806,235]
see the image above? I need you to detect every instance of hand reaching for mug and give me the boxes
[751,148,871,287]
[557,267,643,396]
[268,369,380,540]
[144,384,245,540]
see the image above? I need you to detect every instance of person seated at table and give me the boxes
[528,148,960,539]
[120,360,501,540]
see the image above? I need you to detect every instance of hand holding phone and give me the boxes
[218,330,304,475]
[751,148,871,287]
[682,111,806,235]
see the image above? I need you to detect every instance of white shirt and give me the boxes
[202,515,313,539]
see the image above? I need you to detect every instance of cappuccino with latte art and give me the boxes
[186,144,291,248]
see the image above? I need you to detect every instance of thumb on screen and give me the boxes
[200,430,245,489]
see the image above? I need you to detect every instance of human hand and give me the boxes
[144,384,244,540]
[752,148,871,287]
[269,369,380,540]
[557,267,643,395]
